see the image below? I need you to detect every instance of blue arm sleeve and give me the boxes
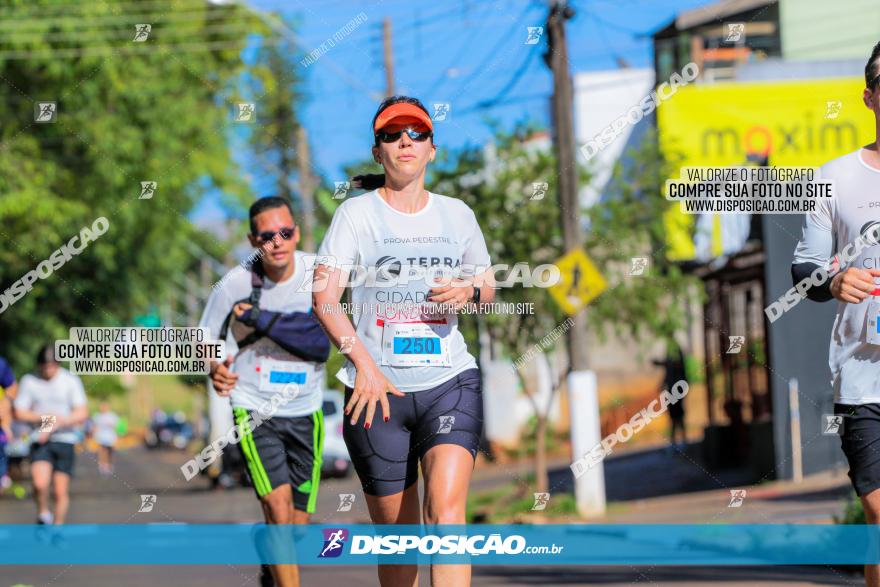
[239,308,331,363]
[0,358,15,388]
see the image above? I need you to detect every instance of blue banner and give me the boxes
[0,524,877,565]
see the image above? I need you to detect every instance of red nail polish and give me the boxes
[384,416,389,422]
[365,422,371,430]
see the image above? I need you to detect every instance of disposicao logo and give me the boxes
[319,528,348,558]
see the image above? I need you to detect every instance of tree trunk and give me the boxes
[535,415,549,494]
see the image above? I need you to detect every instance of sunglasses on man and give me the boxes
[375,126,433,144]
[254,226,295,244]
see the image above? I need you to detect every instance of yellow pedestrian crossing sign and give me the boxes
[548,248,607,315]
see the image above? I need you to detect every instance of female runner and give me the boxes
[313,95,495,586]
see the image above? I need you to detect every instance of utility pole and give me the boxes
[545,0,606,517]
[295,126,316,252]
[382,17,395,97]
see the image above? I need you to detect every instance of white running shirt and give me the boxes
[14,368,87,444]
[793,149,880,404]
[199,251,325,417]
[317,189,491,392]
[93,411,119,447]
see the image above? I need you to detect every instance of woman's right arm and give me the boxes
[312,264,403,428]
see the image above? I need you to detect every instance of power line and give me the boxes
[460,39,542,113]
[423,0,496,98]
[449,1,540,99]
[236,2,380,101]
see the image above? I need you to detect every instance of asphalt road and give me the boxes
[0,445,863,586]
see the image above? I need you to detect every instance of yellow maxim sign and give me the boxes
[658,77,874,259]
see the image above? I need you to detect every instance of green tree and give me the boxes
[583,129,695,346]
[0,1,262,372]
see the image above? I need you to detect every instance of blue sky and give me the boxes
[193,0,709,223]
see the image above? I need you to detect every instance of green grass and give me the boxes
[467,480,579,523]
[836,491,866,525]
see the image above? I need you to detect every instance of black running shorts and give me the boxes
[31,441,76,476]
[835,403,880,497]
[232,408,324,513]
[343,367,483,497]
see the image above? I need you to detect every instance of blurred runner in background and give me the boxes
[13,345,88,524]
[92,402,119,476]
[0,355,17,492]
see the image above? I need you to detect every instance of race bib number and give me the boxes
[258,357,313,393]
[381,322,451,367]
[868,298,880,345]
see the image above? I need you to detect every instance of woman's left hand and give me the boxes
[427,276,474,312]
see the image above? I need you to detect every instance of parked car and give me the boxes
[321,390,351,478]
[144,410,194,450]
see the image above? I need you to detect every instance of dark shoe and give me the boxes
[259,564,275,587]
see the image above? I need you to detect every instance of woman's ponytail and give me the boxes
[351,173,385,191]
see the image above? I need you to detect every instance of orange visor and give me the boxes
[373,103,433,133]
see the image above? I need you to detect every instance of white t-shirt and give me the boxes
[316,189,491,392]
[793,149,880,404]
[14,368,87,444]
[92,411,119,446]
[199,250,325,417]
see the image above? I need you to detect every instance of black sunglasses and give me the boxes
[375,127,433,144]
[254,226,295,243]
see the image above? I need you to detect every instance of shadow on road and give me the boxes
[549,443,757,502]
